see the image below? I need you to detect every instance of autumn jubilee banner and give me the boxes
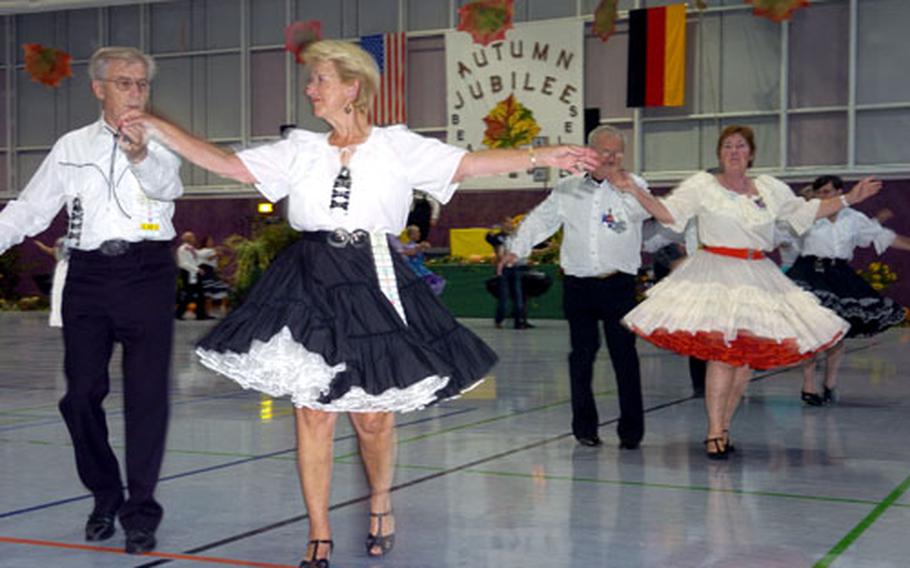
[446,19,584,189]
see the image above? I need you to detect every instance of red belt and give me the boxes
[704,246,766,260]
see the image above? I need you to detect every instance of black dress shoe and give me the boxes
[619,440,640,450]
[576,436,603,447]
[85,513,116,542]
[125,529,157,554]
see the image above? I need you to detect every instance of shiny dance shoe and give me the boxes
[723,430,736,454]
[366,511,395,557]
[823,386,839,405]
[705,437,729,460]
[576,436,603,447]
[801,391,824,407]
[124,529,156,554]
[84,512,116,542]
[299,539,333,568]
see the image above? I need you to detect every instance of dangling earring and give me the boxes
[344,103,353,114]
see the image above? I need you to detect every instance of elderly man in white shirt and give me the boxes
[501,125,650,449]
[0,47,181,554]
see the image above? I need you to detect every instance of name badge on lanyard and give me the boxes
[137,193,161,233]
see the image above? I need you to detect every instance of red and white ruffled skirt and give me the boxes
[623,249,848,370]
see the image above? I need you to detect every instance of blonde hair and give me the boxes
[89,46,156,81]
[302,40,379,113]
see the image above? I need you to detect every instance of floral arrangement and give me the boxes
[457,0,514,46]
[284,20,323,64]
[482,94,541,149]
[23,43,72,88]
[746,0,810,23]
[222,221,300,302]
[858,261,898,291]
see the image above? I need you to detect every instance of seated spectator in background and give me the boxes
[487,216,531,329]
[391,225,445,296]
[175,231,209,320]
[196,236,231,316]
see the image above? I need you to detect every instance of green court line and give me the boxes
[813,473,910,568]
[383,462,910,509]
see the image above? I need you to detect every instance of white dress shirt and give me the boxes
[796,208,896,260]
[0,117,183,254]
[507,173,652,277]
[236,125,466,234]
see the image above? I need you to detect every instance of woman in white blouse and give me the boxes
[123,40,599,567]
[613,125,881,459]
[787,175,910,406]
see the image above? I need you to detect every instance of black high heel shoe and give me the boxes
[823,386,838,405]
[704,437,728,460]
[299,539,333,568]
[366,511,395,557]
[801,391,824,406]
[723,430,736,453]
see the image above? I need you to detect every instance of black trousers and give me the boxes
[494,266,526,327]
[60,241,175,532]
[563,274,644,443]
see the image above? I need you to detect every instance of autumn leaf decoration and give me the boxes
[457,0,514,47]
[284,20,323,64]
[23,44,73,88]
[482,94,541,149]
[747,0,810,23]
[592,0,619,43]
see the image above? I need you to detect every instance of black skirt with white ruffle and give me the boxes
[196,231,496,412]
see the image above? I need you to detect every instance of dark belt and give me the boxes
[802,255,847,272]
[302,229,371,248]
[71,239,169,259]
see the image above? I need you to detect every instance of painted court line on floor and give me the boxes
[4,344,883,565]
[130,388,718,567]
[128,352,888,567]
[0,536,296,567]
[0,407,476,520]
[813,473,910,568]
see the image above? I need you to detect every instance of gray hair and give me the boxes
[587,124,626,148]
[89,47,156,81]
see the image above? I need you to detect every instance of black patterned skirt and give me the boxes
[788,255,906,338]
[196,230,497,412]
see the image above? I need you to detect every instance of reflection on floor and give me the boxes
[1,312,908,567]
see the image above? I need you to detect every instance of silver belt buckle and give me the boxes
[326,229,369,249]
[99,239,130,256]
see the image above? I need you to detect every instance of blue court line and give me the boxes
[0,389,257,433]
[0,406,476,520]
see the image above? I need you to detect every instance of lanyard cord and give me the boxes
[108,133,132,219]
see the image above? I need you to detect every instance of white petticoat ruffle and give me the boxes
[624,249,849,353]
[197,326,451,412]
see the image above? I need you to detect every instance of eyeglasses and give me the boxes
[598,150,624,159]
[102,77,151,92]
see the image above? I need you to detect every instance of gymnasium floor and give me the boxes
[1,312,908,567]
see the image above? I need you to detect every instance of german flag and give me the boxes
[626,4,687,107]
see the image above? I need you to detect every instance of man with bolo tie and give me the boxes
[0,47,182,554]
[500,125,648,449]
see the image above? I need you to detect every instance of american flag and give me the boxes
[360,32,407,125]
